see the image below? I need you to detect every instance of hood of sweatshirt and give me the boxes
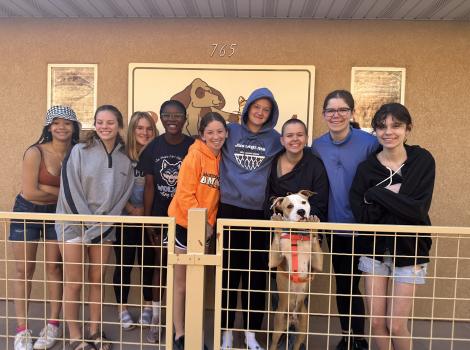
[241,87,279,134]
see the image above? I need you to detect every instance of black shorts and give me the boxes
[175,224,188,250]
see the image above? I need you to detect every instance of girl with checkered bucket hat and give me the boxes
[10,105,80,350]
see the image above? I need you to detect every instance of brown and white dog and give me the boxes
[268,190,323,350]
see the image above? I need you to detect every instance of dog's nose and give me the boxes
[297,209,306,217]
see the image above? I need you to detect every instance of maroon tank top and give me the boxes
[36,146,61,188]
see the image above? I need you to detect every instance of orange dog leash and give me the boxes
[280,232,310,283]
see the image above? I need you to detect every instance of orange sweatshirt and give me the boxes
[168,139,221,228]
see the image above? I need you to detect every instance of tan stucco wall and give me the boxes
[1,18,469,319]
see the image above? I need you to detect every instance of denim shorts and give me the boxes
[9,195,57,241]
[358,255,428,285]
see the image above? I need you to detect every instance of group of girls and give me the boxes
[10,86,435,350]
[313,90,435,350]
[10,99,228,350]
[217,88,435,350]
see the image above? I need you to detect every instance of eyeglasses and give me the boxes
[161,113,186,120]
[323,108,351,118]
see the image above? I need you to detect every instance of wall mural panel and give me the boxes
[351,67,406,131]
[47,64,97,129]
[129,64,315,142]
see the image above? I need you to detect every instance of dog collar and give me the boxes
[280,232,310,283]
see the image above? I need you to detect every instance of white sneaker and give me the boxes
[119,310,136,331]
[139,307,153,326]
[244,331,265,350]
[33,324,59,349]
[221,330,233,349]
[14,329,33,350]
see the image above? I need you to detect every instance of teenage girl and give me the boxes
[112,112,157,331]
[219,88,282,350]
[312,90,378,350]
[265,118,329,222]
[168,112,228,350]
[56,105,134,350]
[10,106,80,350]
[138,100,194,342]
[350,103,435,350]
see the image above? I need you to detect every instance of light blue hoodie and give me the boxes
[220,88,282,210]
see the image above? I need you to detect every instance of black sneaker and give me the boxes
[336,336,352,350]
[174,335,185,350]
[353,337,369,350]
[336,336,369,350]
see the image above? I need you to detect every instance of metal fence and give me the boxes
[1,211,469,349]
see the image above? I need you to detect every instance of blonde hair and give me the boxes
[126,111,157,161]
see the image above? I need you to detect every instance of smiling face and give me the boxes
[246,98,272,133]
[160,105,186,136]
[281,122,307,156]
[49,118,74,143]
[375,114,410,151]
[95,110,119,144]
[201,120,228,155]
[134,117,155,147]
[323,97,353,140]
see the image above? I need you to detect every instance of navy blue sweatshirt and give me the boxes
[220,88,282,210]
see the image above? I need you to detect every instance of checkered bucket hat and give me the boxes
[45,105,80,126]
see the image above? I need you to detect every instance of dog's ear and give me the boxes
[209,85,226,108]
[298,190,316,199]
[270,197,284,213]
[171,81,193,107]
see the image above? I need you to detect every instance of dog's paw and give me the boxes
[271,213,284,221]
[307,215,320,223]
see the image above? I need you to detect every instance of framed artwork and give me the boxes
[351,67,406,130]
[128,63,316,143]
[47,64,97,129]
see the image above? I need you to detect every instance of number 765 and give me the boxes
[210,43,237,57]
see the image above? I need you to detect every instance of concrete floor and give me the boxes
[1,301,469,349]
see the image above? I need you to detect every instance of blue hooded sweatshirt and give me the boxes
[220,88,282,210]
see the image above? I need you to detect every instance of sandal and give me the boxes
[88,331,112,350]
[68,340,95,350]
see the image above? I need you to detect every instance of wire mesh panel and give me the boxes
[215,219,470,350]
[1,213,470,349]
[0,212,174,350]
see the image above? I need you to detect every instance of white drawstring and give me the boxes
[364,163,405,204]
[375,163,405,187]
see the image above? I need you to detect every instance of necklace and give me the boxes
[50,143,68,167]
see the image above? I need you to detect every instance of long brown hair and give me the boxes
[82,105,125,150]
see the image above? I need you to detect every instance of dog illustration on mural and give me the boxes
[269,190,323,350]
[171,78,240,136]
